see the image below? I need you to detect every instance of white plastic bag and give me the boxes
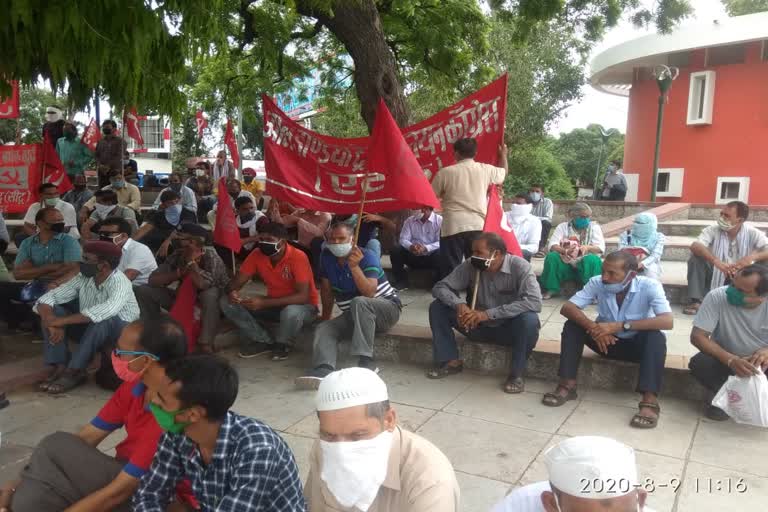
[712,374,768,427]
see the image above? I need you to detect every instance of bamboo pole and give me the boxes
[470,268,481,309]
[353,180,369,246]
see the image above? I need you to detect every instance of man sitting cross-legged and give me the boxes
[689,264,768,421]
[0,315,188,512]
[221,222,319,361]
[542,251,673,429]
[132,355,306,512]
[37,241,141,394]
[427,232,542,394]
[296,222,401,388]
[389,205,442,290]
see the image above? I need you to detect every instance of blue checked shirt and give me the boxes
[133,411,306,512]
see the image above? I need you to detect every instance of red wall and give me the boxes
[624,43,768,204]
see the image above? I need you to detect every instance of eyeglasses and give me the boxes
[113,349,159,361]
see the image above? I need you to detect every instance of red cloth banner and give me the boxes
[0,144,41,213]
[213,178,242,252]
[483,185,522,257]
[42,132,73,193]
[224,119,240,169]
[124,107,144,146]
[170,276,201,353]
[81,118,102,152]
[196,110,208,139]
[0,81,19,119]
[263,75,507,214]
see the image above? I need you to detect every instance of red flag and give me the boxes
[213,178,242,252]
[224,119,240,169]
[169,276,201,353]
[0,81,19,119]
[483,185,522,257]
[195,110,208,139]
[123,107,144,146]
[80,118,102,151]
[42,132,73,193]
[365,99,440,209]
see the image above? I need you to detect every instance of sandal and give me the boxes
[630,401,660,429]
[503,376,525,394]
[46,372,87,395]
[683,302,700,315]
[534,250,546,258]
[426,363,463,379]
[542,385,578,407]
[38,367,65,392]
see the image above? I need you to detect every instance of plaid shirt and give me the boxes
[133,411,306,512]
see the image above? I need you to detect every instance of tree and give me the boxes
[721,0,768,15]
[0,86,71,145]
[504,145,575,200]
[550,124,625,187]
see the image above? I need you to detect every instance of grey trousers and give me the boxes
[219,296,317,348]
[687,253,714,302]
[12,431,129,512]
[134,285,222,346]
[312,296,401,368]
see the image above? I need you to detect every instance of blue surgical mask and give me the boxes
[327,242,352,258]
[602,271,637,294]
[110,180,125,189]
[529,192,541,203]
[572,217,590,230]
[164,204,183,225]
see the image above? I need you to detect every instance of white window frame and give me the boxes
[687,71,716,125]
[655,168,684,198]
[715,177,750,205]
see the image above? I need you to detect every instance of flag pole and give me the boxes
[470,269,480,309]
[231,250,236,275]
[353,180,369,246]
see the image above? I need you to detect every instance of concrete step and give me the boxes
[606,235,694,262]
[658,219,768,237]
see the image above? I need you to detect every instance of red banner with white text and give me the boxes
[0,144,42,213]
[0,81,20,119]
[263,75,507,214]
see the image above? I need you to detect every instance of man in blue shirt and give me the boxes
[296,223,401,388]
[133,355,305,512]
[542,251,673,430]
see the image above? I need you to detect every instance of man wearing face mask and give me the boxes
[207,178,257,226]
[489,436,653,512]
[212,149,236,182]
[133,190,197,253]
[81,169,143,222]
[305,367,459,511]
[234,196,268,254]
[221,222,319,360]
[529,184,554,258]
[0,316,189,512]
[186,163,216,222]
[428,232,542,393]
[55,121,93,179]
[684,201,768,315]
[297,223,401,387]
[62,174,94,218]
[42,105,65,148]
[122,150,139,184]
[542,251,672,429]
[94,119,127,188]
[241,166,264,197]
[153,172,198,214]
[600,160,628,201]
[506,193,541,262]
[21,183,80,243]
[133,355,306,512]
[82,189,138,239]
[689,264,768,421]
[35,241,141,394]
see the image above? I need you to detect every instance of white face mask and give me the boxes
[553,491,642,512]
[94,203,114,219]
[508,203,532,219]
[195,169,206,177]
[320,430,393,511]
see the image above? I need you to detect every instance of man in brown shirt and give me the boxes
[306,367,459,512]
[94,119,127,188]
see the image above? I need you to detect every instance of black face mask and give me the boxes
[243,176,254,184]
[239,212,256,223]
[470,255,493,272]
[102,128,112,135]
[258,241,281,257]
[49,222,66,233]
[79,262,99,278]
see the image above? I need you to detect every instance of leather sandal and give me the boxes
[542,385,577,407]
[426,363,463,379]
[630,401,660,429]
[503,376,525,394]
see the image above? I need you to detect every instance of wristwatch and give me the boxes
[622,321,632,331]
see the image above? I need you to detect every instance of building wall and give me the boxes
[624,42,768,204]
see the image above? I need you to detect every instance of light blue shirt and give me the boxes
[569,275,671,338]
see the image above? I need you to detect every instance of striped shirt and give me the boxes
[38,270,140,323]
[319,247,399,311]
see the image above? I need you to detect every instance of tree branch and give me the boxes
[273,52,285,85]
[290,20,324,40]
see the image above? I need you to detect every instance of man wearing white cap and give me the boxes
[305,367,459,512]
[490,436,652,512]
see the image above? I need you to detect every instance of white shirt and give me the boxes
[237,211,266,250]
[505,213,541,254]
[491,481,656,512]
[24,200,81,240]
[152,185,198,213]
[548,221,605,253]
[120,239,158,286]
[212,190,257,211]
[399,212,443,254]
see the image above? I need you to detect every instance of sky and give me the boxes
[548,0,729,135]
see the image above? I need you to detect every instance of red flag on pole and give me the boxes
[366,99,441,210]
[80,118,102,151]
[195,110,208,139]
[224,119,240,169]
[213,178,242,252]
[169,276,201,353]
[42,132,73,193]
[123,107,144,146]
[483,185,522,257]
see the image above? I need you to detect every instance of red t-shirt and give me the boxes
[240,243,319,306]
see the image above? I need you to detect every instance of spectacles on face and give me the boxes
[113,348,159,361]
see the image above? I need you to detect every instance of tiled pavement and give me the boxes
[2,351,767,512]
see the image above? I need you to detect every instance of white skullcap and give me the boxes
[544,436,638,499]
[316,368,388,412]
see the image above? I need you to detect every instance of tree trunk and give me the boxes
[304,0,410,132]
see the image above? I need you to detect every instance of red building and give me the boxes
[590,12,768,204]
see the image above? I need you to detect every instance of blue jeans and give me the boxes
[219,297,317,348]
[428,300,540,378]
[42,303,127,370]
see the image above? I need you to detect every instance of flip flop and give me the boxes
[38,368,64,391]
[630,401,660,429]
[542,385,578,407]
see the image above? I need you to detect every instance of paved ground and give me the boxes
[1,350,767,512]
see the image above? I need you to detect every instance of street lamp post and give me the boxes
[650,65,679,202]
[592,127,610,200]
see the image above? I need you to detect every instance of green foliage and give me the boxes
[549,124,625,187]
[0,86,71,144]
[721,0,768,15]
[504,145,575,200]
